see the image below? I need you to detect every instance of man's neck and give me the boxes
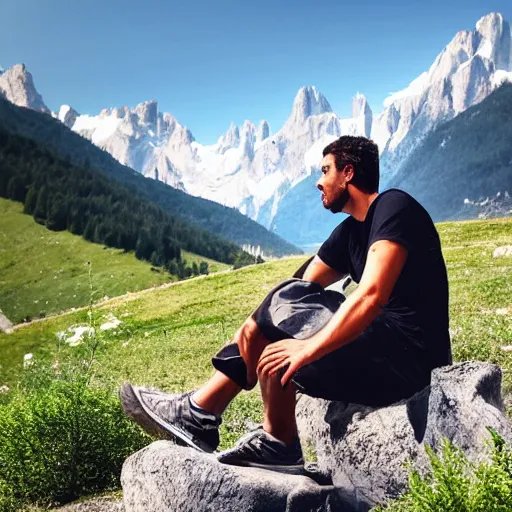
[344,190,379,222]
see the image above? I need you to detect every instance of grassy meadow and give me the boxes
[0,198,228,324]
[0,217,511,447]
[0,215,510,511]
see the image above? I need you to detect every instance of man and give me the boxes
[121,135,451,474]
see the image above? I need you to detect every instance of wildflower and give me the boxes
[23,353,34,368]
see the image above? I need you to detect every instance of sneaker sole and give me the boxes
[120,382,216,454]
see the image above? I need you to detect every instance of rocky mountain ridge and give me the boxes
[1,12,510,246]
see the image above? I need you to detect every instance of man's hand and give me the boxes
[257,339,312,388]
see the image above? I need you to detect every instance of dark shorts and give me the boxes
[212,279,431,406]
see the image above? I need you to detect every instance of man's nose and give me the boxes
[316,178,323,191]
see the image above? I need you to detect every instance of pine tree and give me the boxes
[24,186,38,215]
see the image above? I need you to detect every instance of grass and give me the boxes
[0,198,228,324]
[0,216,510,509]
[0,217,511,444]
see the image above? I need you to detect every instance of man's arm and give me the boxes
[258,239,408,385]
[303,239,407,360]
[301,255,346,288]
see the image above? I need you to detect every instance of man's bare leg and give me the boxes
[260,370,298,445]
[193,316,298,445]
[191,372,241,417]
[192,316,269,416]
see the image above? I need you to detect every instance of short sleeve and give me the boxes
[368,191,416,251]
[317,220,350,273]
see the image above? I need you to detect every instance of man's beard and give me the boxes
[326,185,350,213]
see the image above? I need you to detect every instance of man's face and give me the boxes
[316,153,350,213]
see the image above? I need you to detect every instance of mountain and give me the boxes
[387,83,512,221]
[374,12,512,184]
[0,127,258,275]
[1,12,510,247]
[0,96,300,257]
[59,85,370,245]
[0,64,49,113]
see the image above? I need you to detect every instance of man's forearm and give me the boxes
[306,286,382,362]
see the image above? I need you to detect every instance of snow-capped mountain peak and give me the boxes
[352,92,373,137]
[2,12,509,248]
[58,104,79,129]
[0,63,49,113]
[216,122,240,154]
[372,11,512,183]
[256,120,270,145]
[287,85,332,126]
[133,100,158,126]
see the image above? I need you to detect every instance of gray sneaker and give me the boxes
[216,426,304,474]
[120,382,221,453]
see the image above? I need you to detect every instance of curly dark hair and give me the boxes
[322,136,380,193]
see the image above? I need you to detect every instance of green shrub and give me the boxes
[374,429,512,511]
[0,377,149,511]
[0,279,151,511]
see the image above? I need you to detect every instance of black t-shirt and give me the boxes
[317,188,451,370]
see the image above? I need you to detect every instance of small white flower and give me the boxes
[23,353,34,368]
[0,385,9,393]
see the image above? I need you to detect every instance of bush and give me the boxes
[0,273,151,511]
[0,376,149,511]
[374,429,512,511]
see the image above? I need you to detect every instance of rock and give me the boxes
[121,441,347,512]
[0,63,49,113]
[296,361,512,511]
[493,245,512,257]
[0,310,13,333]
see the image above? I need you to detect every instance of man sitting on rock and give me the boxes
[121,135,452,474]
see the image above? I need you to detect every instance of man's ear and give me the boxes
[344,164,354,183]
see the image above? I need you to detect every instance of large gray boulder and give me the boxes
[121,362,511,512]
[296,361,512,511]
[121,441,346,512]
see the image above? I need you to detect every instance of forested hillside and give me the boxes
[0,96,300,257]
[0,130,257,273]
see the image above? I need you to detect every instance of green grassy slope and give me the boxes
[0,198,228,324]
[0,218,510,447]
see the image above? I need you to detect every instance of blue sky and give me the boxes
[1,0,511,144]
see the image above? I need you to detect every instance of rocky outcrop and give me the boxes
[58,105,79,129]
[493,245,512,257]
[121,441,345,512]
[296,362,512,511]
[121,362,511,512]
[0,310,13,333]
[0,64,49,113]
